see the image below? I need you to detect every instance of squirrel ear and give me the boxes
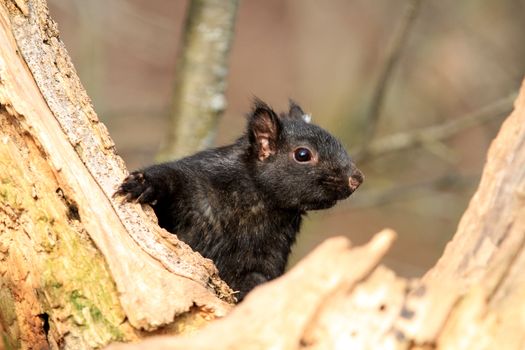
[288,99,311,123]
[249,98,281,161]
[288,99,304,119]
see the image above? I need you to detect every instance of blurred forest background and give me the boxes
[47,0,525,277]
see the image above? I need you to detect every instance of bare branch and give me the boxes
[343,174,478,210]
[360,0,424,152]
[354,92,516,162]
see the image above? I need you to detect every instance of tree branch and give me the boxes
[342,173,478,210]
[354,92,517,162]
[360,0,424,152]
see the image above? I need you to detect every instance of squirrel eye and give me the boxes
[293,147,312,162]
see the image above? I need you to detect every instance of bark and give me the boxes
[0,0,233,349]
[158,0,239,161]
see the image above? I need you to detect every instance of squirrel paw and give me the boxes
[114,172,157,204]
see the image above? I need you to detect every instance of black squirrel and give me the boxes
[116,99,363,301]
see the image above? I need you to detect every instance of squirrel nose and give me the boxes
[348,168,364,192]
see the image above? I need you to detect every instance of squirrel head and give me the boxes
[246,98,363,211]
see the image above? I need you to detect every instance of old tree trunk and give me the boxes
[0,1,524,350]
[0,1,234,349]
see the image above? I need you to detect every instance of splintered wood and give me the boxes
[106,230,397,350]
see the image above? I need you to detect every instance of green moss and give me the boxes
[0,186,15,204]
[0,289,17,326]
[37,214,50,223]
[0,147,131,347]
[2,333,17,350]
[69,289,124,340]
[0,288,21,350]
[41,227,128,344]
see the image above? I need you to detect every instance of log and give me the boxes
[0,0,233,348]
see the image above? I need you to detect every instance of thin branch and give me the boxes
[354,92,517,162]
[342,173,478,210]
[360,0,424,152]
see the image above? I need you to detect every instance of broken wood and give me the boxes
[106,230,397,350]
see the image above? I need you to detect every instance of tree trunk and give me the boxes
[0,1,233,349]
[158,0,239,161]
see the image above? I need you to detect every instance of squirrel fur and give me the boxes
[116,99,363,301]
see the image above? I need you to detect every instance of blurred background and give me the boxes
[48,0,525,277]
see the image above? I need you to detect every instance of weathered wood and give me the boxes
[424,83,525,288]
[300,266,408,349]
[0,106,134,348]
[106,230,397,350]
[0,0,234,348]
[5,0,233,304]
[427,79,525,349]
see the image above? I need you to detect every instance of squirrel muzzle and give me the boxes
[349,168,364,193]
